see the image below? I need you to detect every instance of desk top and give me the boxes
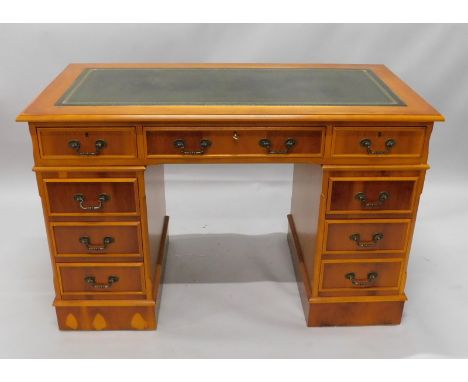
[17,63,444,123]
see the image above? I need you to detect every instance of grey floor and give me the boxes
[0,177,467,358]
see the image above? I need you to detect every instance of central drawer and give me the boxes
[145,128,324,157]
[44,178,139,216]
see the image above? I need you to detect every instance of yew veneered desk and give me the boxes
[17,64,444,330]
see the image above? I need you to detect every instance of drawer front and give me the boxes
[57,263,145,297]
[324,219,410,253]
[320,259,403,293]
[328,177,418,214]
[51,222,142,258]
[145,128,323,157]
[37,127,138,159]
[331,127,425,159]
[44,178,139,216]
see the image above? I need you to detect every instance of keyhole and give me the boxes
[377,131,382,137]
[85,132,89,138]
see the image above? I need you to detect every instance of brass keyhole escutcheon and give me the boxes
[233,131,240,142]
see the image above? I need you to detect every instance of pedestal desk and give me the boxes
[17,64,444,330]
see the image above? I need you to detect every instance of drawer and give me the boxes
[324,219,411,253]
[330,127,425,160]
[50,222,142,258]
[327,177,419,215]
[145,128,323,157]
[57,263,145,298]
[44,178,139,216]
[37,127,138,160]
[320,259,403,293]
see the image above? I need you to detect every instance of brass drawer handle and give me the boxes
[84,275,119,289]
[349,232,384,247]
[360,138,396,155]
[73,193,110,211]
[79,236,114,251]
[355,191,390,208]
[259,138,296,154]
[173,139,212,155]
[345,272,378,287]
[68,139,107,156]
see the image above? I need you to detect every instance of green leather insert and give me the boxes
[56,68,405,106]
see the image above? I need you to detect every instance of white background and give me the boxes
[0,24,467,357]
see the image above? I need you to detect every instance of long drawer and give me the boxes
[145,128,324,158]
[43,178,139,217]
